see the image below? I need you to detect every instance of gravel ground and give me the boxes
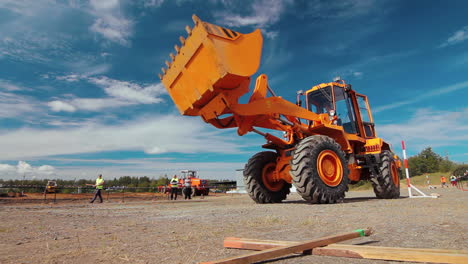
[0,187,466,264]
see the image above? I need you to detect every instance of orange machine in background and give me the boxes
[180,170,209,196]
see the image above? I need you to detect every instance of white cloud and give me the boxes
[306,0,380,19]
[49,76,167,112]
[90,0,119,10]
[353,71,363,77]
[0,91,39,118]
[89,0,133,45]
[379,108,468,151]
[262,39,293,71]
[0,161,56,178]
[331,50,417,78]
[142,0,165,8]
[68,97,133,111]
[0,0,43,16]
[0,1,76,64]
[440,25,468,48]
[67,60,111,76]
[17,160,33,174]
[213,0,290,38]
[37,165,55,175]
[374,80,468,113]
[264,30,279,39]
[0,163,16,173]
[0,80,25,91]
[56,74,81,82]
[89,77,166,104]
[48,100,77,112]
[0,115,249,160]
[331,69,364,79]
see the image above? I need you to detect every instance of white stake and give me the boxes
[401,141,438,198]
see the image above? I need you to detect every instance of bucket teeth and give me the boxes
[161,67,166,74]
[174,45,180,53]
[192,14,200,24]
[185,25,192,35]
[158,73,162,80]
[170,53,175,61]
[179,36,186,45]
[165,60,170,68]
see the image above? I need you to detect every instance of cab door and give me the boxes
[355,94,376,138]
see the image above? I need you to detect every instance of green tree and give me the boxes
[453,165,468,176]
[439,157,456,173]
[408,147,445,176]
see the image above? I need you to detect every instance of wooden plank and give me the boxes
[200,228,372,264]
[223,237,468,264]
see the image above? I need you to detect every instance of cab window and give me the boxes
[357,95,375,137]
[307,86,333,114]
[334,86,357,134]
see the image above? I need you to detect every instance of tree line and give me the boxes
[407,147,464,176]
[0,176,229,188]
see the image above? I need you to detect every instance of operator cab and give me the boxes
[305,80,376,138]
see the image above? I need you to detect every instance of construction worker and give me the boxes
[440,176,447,188]
[450,175,457,187]
[88,174,105,203]
[183,176,192,200]
[170,175,179,200]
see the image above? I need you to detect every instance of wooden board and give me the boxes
[223,237,468,264]
[200,229,371,264]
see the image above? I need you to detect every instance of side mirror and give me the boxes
[296,90,304,106]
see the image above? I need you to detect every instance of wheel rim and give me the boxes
[390,162,400,186]
[317,150,343,187]
[262,162,284,192]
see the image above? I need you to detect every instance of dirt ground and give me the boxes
[0,187,466,264]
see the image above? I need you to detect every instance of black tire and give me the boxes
[244,151,291,203]
[290,135,349,204]
[371,150,400,199]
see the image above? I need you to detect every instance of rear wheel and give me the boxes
[371,150,400,199]
[244,151,291,203]
[290,135,349,204]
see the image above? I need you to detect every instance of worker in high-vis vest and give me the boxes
[89,174,105,203]
[170,175,179,200]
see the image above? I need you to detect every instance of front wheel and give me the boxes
[290,135,349,204]
[244,151,291,203]
[371,151,400,199]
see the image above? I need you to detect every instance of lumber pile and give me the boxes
[200,228,372,264]
[223,237,468,264]
[200,228,468,264]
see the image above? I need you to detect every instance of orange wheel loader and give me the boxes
[158,15,401,204]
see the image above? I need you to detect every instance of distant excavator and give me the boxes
[180,170,209,196]
[159,15,401,204]
[44,181,57,194]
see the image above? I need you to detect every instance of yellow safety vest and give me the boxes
[170,178,179,188]
[95,178,104,189]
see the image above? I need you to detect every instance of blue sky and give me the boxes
[0,0,467,180]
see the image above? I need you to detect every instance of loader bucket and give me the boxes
[159,15,263,116]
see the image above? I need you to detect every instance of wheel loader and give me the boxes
[180,170,209,196]
[158,15,401,204]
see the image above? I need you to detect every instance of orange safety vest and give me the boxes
[440,177,446,183]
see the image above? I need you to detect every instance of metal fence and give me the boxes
[0,185,238,204]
